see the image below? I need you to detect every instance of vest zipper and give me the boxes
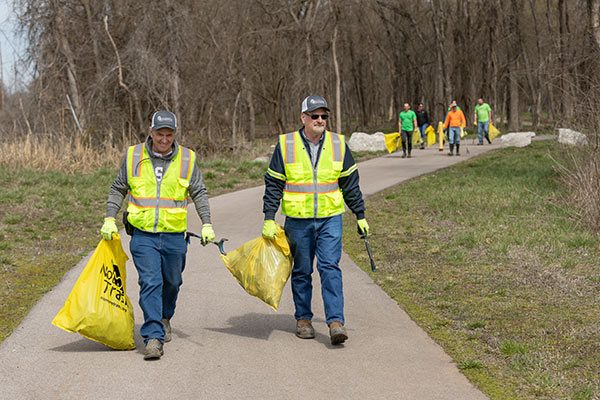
[154,175,161,232]
[312,132,325,218]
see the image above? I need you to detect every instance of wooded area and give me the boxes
[1,0,600,154]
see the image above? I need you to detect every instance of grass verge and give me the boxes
[343,141,599,399]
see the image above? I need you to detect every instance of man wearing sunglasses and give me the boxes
[262,95,369,345]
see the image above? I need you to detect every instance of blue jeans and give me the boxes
[419,123,429,141]
[477,121,489,144]
[448,127,461,144]
[130,228,187,343]
[284,215,344,325]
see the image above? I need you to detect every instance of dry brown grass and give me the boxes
[0,132,124,173]
[556,143,600,235]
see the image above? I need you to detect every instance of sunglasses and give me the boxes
[305,113,329,120]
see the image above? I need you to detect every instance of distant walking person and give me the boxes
[399,103,418,158]
[443,100,466,156]
[474,98,493,145]
[100,110,216,360]
[415,103,431,150]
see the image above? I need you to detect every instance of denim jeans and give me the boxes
[284,215,344,325]
[448,127,461,144]
[130,228,187,343]
[419,123,429,141]
[477,121,489,144]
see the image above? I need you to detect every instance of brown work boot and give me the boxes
[295,319,315,339]
[329,321,348,345]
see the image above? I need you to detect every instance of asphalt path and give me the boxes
[0,141,501,399]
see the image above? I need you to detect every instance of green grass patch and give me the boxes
[343,141,600,399]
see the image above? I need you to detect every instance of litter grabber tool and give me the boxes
[357,225,377,272]
[185,232,229,255]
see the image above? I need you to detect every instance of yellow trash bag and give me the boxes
[437,121,446,151]
[425,125,436,147]
[52,234,135,350]
[412,128,423,146]
[221,225,292,311]
[460,127,467,138]
[384,132,400,153]
[489,123,501,141]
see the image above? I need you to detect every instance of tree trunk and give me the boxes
[430,0,451,120]
[508,64,520,131]
[245,88,256,141]
[81,0,103,85]
[332,25,342,133]
[165,0,183,135]
[54,0,84,129]
[590,0,600,48]
[558,0,572,120]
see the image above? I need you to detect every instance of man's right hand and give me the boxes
[262,220,277,239]
[101,217,118,240]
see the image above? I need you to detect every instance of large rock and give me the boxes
[348,132,386,152]
[499,132,536,147]
[558,128,588,146]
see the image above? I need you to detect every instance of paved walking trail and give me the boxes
[0,142,502,400]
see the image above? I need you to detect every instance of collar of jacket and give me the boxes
[145,135,179,161]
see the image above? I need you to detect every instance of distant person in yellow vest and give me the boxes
[262,95,369,345]
[100,110,216,360]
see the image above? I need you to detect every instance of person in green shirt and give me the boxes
[398,103,417,158]
[474,98,493,145]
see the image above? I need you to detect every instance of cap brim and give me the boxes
[304,106,330,113]
[152,124,176,131]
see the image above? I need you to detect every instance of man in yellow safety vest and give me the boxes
[262,95,369,345]
[100,110,216,360]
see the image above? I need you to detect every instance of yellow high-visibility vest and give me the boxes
[125,143,195,232]
[279,131,346,218]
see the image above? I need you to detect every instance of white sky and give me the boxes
[0,0,26,90]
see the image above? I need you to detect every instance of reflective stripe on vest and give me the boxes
[128,197,189,209]
[179,146,192,179]
[126,144,195,232]
[279,131,345,218]
[130,144,144,177]
[284,181,339,193]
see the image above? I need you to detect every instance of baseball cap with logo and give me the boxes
[151,110,177,131]
[301,95,330,113]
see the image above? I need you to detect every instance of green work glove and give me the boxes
[101,217,118,240]
[262,220,277,239]
[357,218,370,236]
[201,224,216,245]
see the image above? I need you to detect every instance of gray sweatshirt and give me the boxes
[106,137,211,225]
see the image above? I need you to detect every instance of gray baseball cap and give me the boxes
[301,95,330,113]
[151,110,177,131]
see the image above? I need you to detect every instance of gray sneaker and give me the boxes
[144,339,164,360]
[162,318,172,343]
[329,321,348,345]
[295,320,315,339]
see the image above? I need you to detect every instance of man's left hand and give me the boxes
[357,219,370,236]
